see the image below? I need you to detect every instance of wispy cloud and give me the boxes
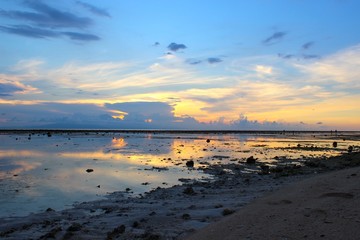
[302,41,314,50]
[207,57,222,64]
[76,1,110,18]
[263,31,287,45]
[0,0,105,42]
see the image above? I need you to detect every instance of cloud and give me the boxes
[263,31,287,45]
[0,83,24,97]
[302,54,320,60]
[186,59,202,65]
[76,1,110,18]
[207,57,222,64]
[302,41,314,50]
[0,24,59,38]
[1,0,93,29]
[0,1,104,42]
[278,53,294,59]
[62,31,100,41]
[168,42,187,52]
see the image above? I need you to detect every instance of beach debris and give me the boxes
[186,160,194,168]
[206,139,211,143]
[107,225,125,239]
[86,169,94,173]
[67,223,82,232]
[222,208,235,216]
[246,156,256,164]
[333,142,338,148]
[260,165,270,174]
[182,213,191,220]
[348,146,353,153]
[183,186,196,195]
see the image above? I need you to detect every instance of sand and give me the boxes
[186,165,360,240]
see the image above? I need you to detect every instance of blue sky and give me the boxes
[0,0,359,130]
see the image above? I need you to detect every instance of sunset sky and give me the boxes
[0,0,359,130]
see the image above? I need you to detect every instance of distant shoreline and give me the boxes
[0,129,358,135]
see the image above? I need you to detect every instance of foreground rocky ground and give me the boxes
[0,148,359,239]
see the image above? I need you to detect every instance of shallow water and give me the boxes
[0,131,358,217]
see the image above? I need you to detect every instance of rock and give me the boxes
[67,223,82,232]
[183,186,196,195]
[246,156,256,164]
[107,225,125,239]
[260,165,270,174]
[348,146,353,153]
[182,213,191,220]
[206,139,211,143]
[186,160,194,168]
[222,208,235,216]
[45,208,55,212]
[333,142,338,148]
[86,169,94,173]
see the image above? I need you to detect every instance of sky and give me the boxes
[0,0,359,130]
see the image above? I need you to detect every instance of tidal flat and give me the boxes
[0,130,359,239]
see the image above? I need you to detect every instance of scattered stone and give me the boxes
[132,221,139,228]
[107,225,125,239]
[206,139,211,143]
[182,213,191,220]
[333,142,338,148]
[348,146,353,153]
[183,186,196,195]
[186,160,194,168]
[86,169,94,173]
[246,156,256,164]
[142,182,150,185]
[39,227,62,240]
[222,208,235,216]
[67,223,82,232]
[97,185,101,188]
[45,208,55,212]
[260,165,270,174]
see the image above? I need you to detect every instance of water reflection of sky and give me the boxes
[0,132,358,217]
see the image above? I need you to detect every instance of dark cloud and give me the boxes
[0,24,59,38]
[168,42,187,52]
[186,59,202,65]
[0,1,103,42]
[302,41,314,50]
[0,83,24,97]
[153,42,160,46]
[278,53,294,59]
[62,31,100,41]
[263,31,287,45]
[1,0,94,29]
[207,57,222,64]
[76,1,110,18]
[302,54,320,59]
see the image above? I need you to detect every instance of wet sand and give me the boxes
[186,162,360,240]
[0,131,359,239]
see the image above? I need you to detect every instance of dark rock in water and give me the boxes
[47,132,52,137]
[186,160,194,168]
[97,185,101,188]
[222,208,235,216]
[183,186,196,195]
[333,142,338,148]
[182,213,191,220]
[46,208,55,212]
[260,165,270,174]
[206,139,211,143]
[86,169,94,173]
[67,223,82,232]
[132,221,139,228]
[246,156,256,164]
[107,225,126,238]
[348,146,353,153]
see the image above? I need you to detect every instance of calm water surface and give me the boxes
[0,132,358,217]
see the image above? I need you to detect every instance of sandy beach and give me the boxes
[0,132,359,239]
[186,163,360,240]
